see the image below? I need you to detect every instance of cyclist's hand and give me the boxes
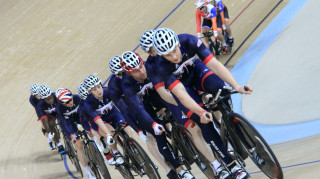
[71,134,77,144]
[138,131,150,143]
[222,24,226,30]
[48,132,55,140]
[197,33,202,38]
[106,134,115,145]
[213,31,218,39]
[152,123,165,135]
[200,110,212,124]
[235,85,253,94]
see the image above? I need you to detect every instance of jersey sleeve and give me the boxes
[56,104,76,137]
[188,34,215,65]
[83,100,101,122]
[195,10,202,34]
[145,59,165,90]
[122,77,156,128]
[156,57,181,91]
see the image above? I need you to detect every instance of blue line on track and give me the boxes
[249,160,320,175]
[102,0,185,86]
[63,154,78,179]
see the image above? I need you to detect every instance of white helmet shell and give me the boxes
[139,30,156,52]
[195,0,205,9]
[30,83,40,95]
[152,28,179,55]
[109,56,123,74]
[84,75,102,91]
[78,83,89,100]
[37,85,53,99]
[121,51,143,72]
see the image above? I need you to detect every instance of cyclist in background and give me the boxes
[37,84,66,154]
[29,83,55,150]
[55,88,96,179]
[121,51,195,179]
[83,74,125,165]
[195,0,229,54]
[153,28,251,179]
[78,83,115,165]
[207,0,234,47]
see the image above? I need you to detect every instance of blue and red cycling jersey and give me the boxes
[37,92,58,120]
[108,74,141,132]
[156,34,214,90]
[83,87,126,128]
[56,94,81,138]
[29,95,41,119]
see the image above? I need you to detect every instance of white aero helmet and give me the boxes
[121,51,143,72]
[152,28,179,55]
[109,55,123,75]
[139,30,156,52]
[30,83,40,95]
[84,74,102,91]
[195,0,205,9]
[56,88,72,103]
[78,83,89,100]
[37,84,53,99]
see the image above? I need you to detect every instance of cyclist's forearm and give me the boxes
[94,118,111,135]
[206,59,240,89]
[41,117,51,133]
[156,86,178,106]
[171,83,204,116]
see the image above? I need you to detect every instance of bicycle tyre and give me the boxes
[65,139,83,177]
[116,164,134,179]
[84,145,102,179]
[127,138,160,179]
[178,128,216,179]
[88,141,111,179]
[229,113,283,179]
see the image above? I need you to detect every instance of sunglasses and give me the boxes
[64,98,73,104]
[199,6,205,10]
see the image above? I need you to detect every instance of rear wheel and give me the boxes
[88,141,111,179]
[178,127,215,179]
[229,113,283,179]
[127,138,160,179]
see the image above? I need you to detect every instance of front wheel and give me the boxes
[126,138,161,179]
[229,113,283,179]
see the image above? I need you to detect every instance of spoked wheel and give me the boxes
[116,164,134,179]
[88,141,111,179]
[127,138,160,179]
[89,161,101,179]
[66,140,83,178]
[178,128,215,179]
[230,113,283,179]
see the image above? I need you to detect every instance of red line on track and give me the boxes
[230,0,255,26]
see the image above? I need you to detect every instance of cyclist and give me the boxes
[55,88,96,179]
[83,74,125,165]
[29,83,55,150]
[121,51,195,179]
[153,28,252,179]
[140,29,233,177]
[207,0,234,47]
[195,0,229,54]
[37,84,66,154]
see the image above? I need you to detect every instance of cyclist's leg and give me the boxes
[223,5,234,45]
[216,15,228,54]
[202,19,212,48]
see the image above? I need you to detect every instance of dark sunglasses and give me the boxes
[64,98,73,104]
[199,6,205,10]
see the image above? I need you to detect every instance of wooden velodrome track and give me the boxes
[1,0,319,178]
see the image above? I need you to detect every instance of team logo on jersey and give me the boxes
[173,56,196,79]
[45,107,56,114]
[96,102,114,116]
[137,82,153,97]
[63,106,79,119]
[197,39,202,47]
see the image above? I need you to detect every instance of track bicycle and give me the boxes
[77,130,111,179]
[62,132,83,178]
[205,86,283,179]
[202,30,232,58]
[161,110,216,179]
[113,124,160,179]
